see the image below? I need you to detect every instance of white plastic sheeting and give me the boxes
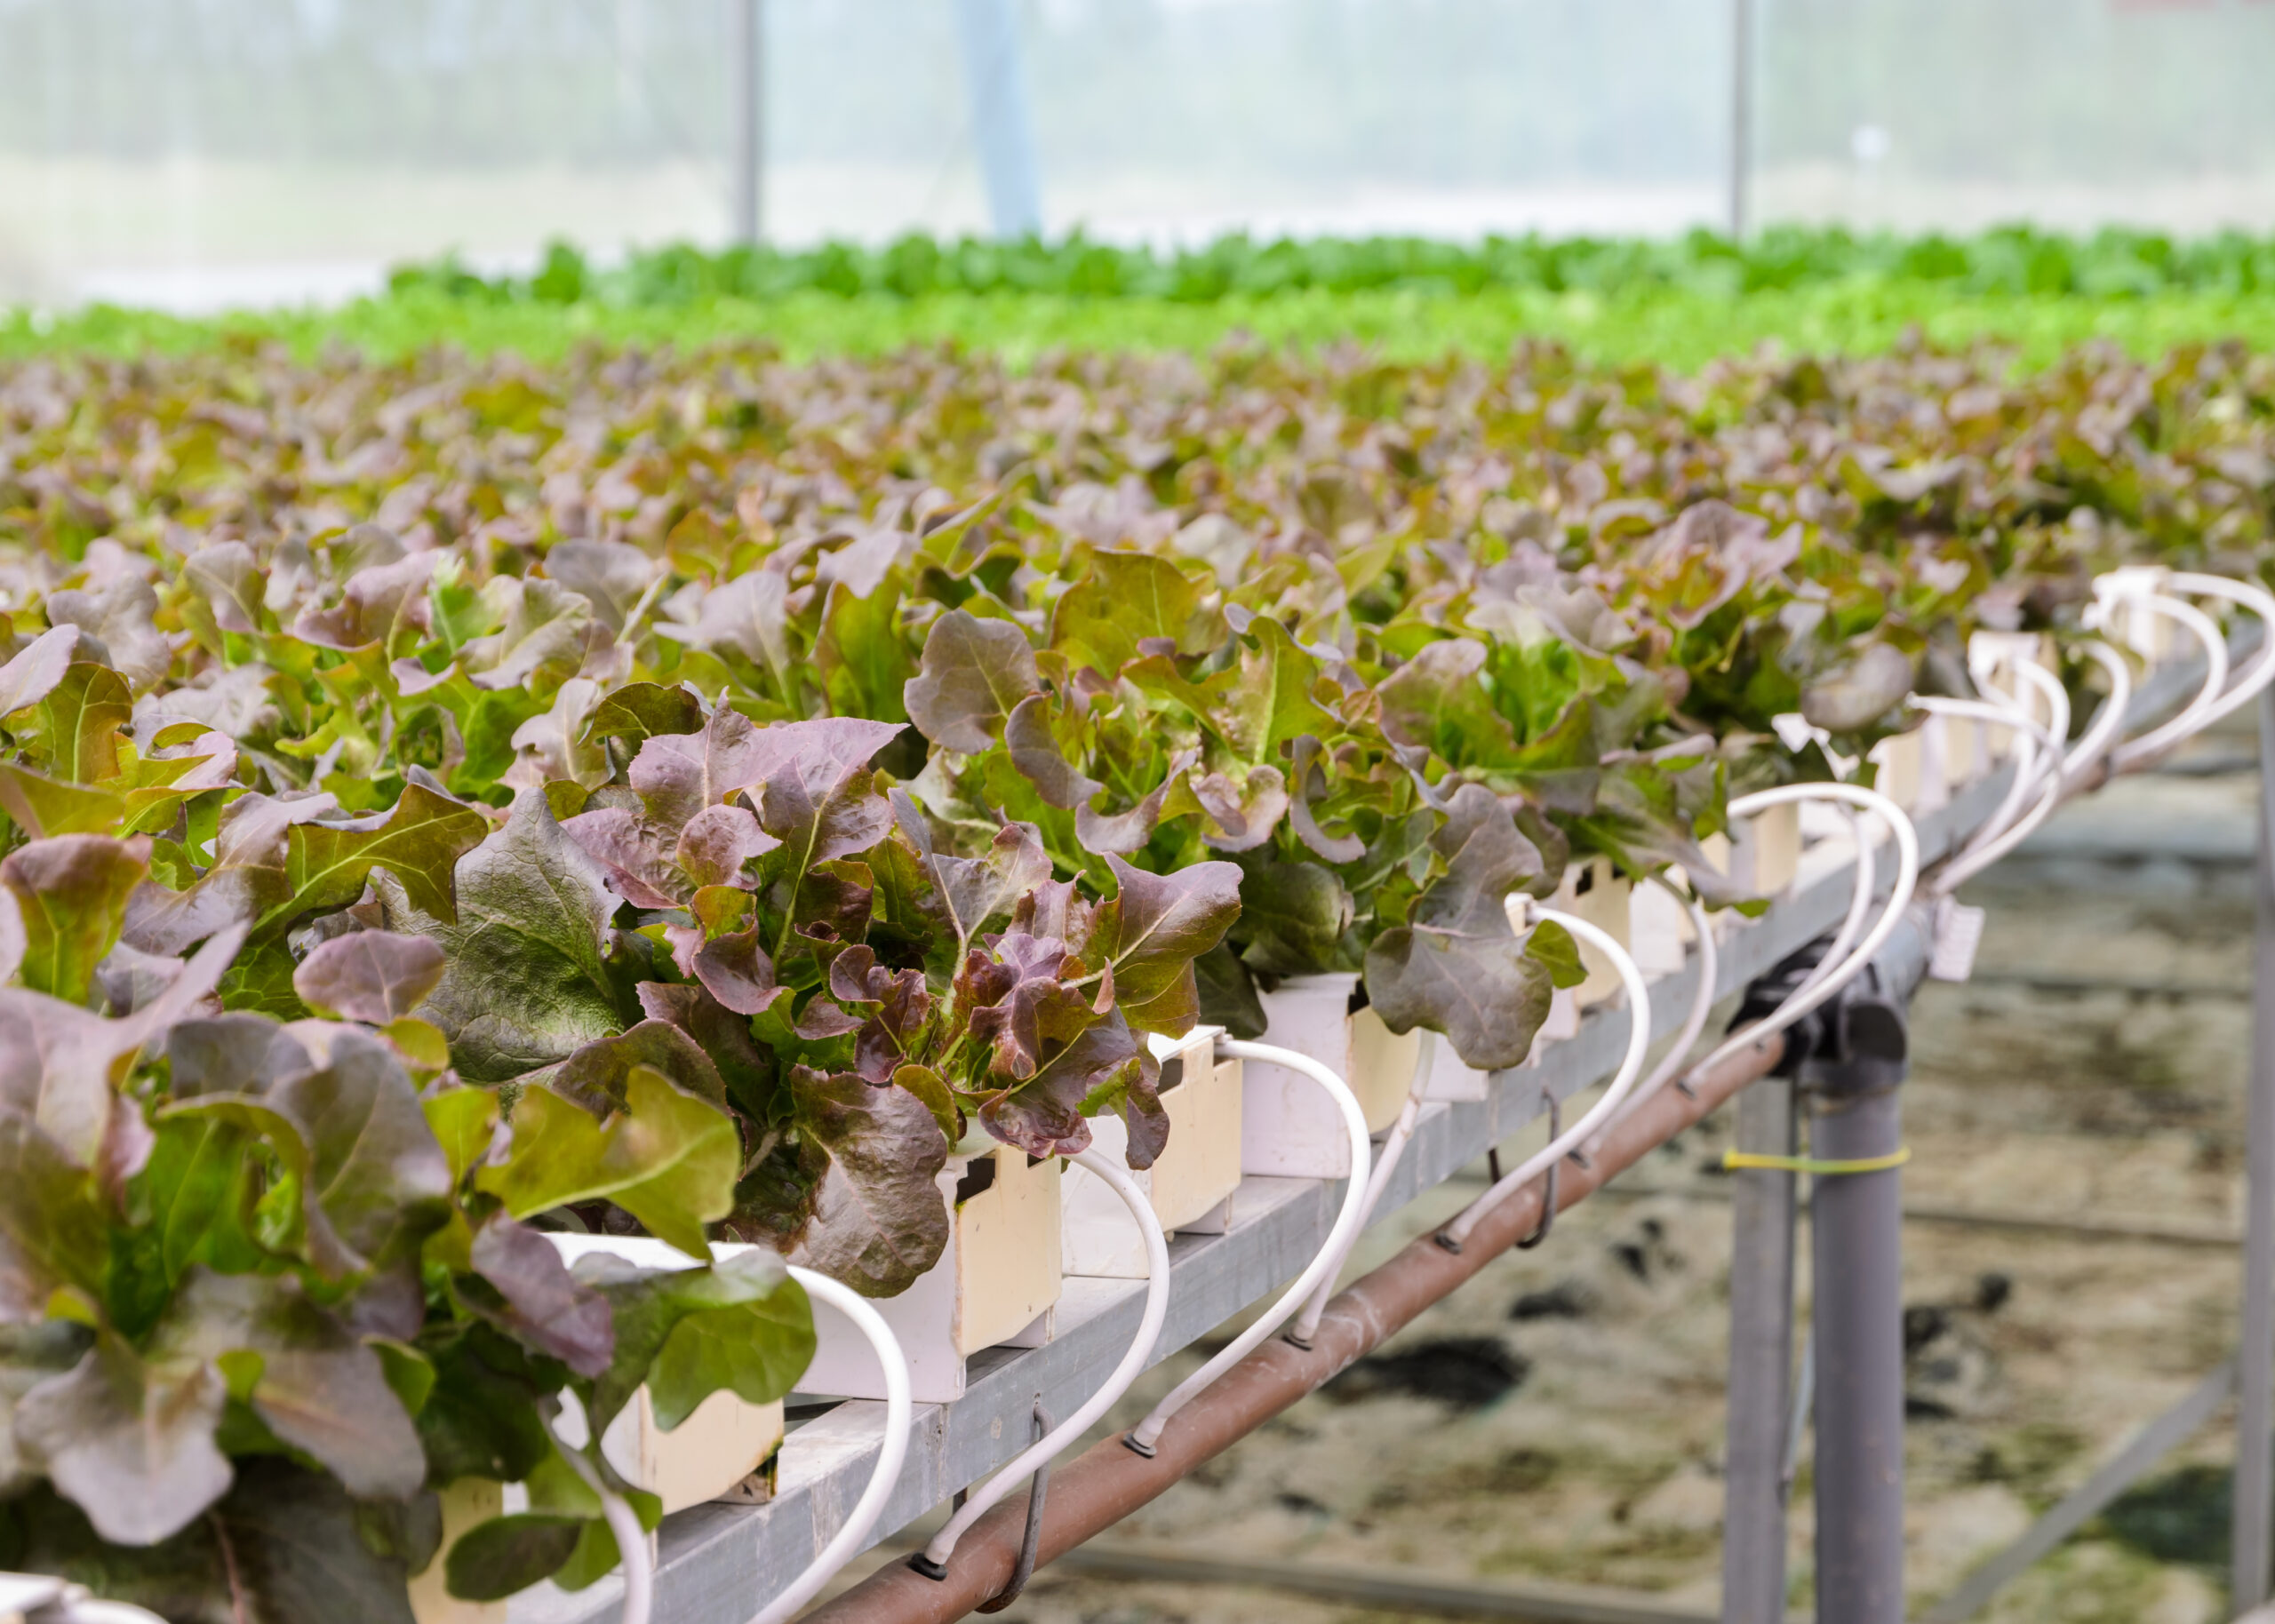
[0,0,2270,306]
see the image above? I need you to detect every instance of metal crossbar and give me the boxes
[1921,1359,2237,1623]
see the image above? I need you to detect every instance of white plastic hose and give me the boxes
[2109,593,2230,769]
[1936,645,2133,893]
[2008,658,2073,779]
[2165,570,2275,732]
[752,1266,916,1624]
[1909,695,2063,870]
[1288,1033,1433,1349]
[1128,1039,1371,1455]
[0,1583,170,1624]
[1674,800,1880,1108]
[1682,784,1920,1085]
[921,1148,1169,1571]
[1793,807,1876,1007]
[537,1234,915,1624]
[1585,878,1716,1160]
[1438,907,1651,1252]
[2057,641,2135,794]
[1914,697,2059,862]
[550,1396,655,1624]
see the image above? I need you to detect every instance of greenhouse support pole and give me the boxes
[1808,912,1932,1624]
[1809,1083,1904,1624]
[2232,684,2275,1612]
[730,0,763,243]
[954,0,1044,237]
[1728,0,1752,239]
[1722,1076,1797,1624]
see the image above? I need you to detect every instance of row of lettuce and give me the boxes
[389,225,2275,309]
[0,332,2269,1619]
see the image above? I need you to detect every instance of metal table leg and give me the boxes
[1723,1077,1797,1624]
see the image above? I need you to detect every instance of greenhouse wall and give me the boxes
[0,0,2270,308]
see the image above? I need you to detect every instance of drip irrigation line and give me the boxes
[1127,1039,1371,1454]
[1439,906,1653,1252]
[2110,593,2231,770]
[1682,783,1920,1088]
[1586,878,1717,1160]
[803,1027,1794,1624]
[1551,1178,2247,1249]
[551,1397,654,1624]
[1030,1542,1773,1623]
[920,1148,1169,1574]
[1289,1033,1431,1349]
[1957,968,2252,998]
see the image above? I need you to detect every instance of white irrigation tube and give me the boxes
[1910,697,2061,869]
[1966,645,2071,801]
[1438,908,1650,1253]
[753,1266,917,1624]
[1681,784,1919,1087]
[2008,657,2073,788]
[1651,799,1885,1126]
[539,1235,915,1624]
[1287,1034,1433,1350]
[2109,593,2229,769]
[1941,693,2063,864]
[1584,878,1716,1160]
[0,1582,171,1624]
[1934,642,2132,893]
[2057,641,2135,794]
[1128,1040,1371,1455]
[2166,570,2275,731]
[923,1148,1169,1569]
[551,1396,655,1624]
[1793,807,1877,1006]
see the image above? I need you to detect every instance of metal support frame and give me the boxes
[1728,0,1753,240]
[1808,923,1933,1624]
[1732,910,1933,1624]
[492,640,2242,1624]
[952,0,1044,239]
[1927,1360,2236,1624]
[2235,683,2275,1611]
[1722,1076,1796,1624]
[729,0,763,244]
[506,776,2016,1624]
[1807,1075,1910,1623]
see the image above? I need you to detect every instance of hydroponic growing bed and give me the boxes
[0,314,2271,1624]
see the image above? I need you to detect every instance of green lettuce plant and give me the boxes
[901,554,1588,1071]
[549,704,1243,1293]
[0,838,811,1621]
